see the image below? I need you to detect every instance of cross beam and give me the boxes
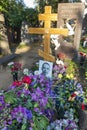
[29,6,68,62]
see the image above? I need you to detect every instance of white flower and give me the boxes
[34,70,40,75]
[50,34,60,50]
[56,59,64,66]
[7,62,14,66]
[74,91,79,95]
[23,68,29,75]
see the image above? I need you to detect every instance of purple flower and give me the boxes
[29,127,33,130]
[34,107,39,112]
[7,120,12,125]
[40,97,48,107]
[53,65,58,71]
[11,105,32,123]
[26,109,32,119]
[1,127,8,130]
[31,93,38,101]
[9,85,16,89]
[54,72,58,77]
[17,90,22,97]
[36,87,44,98]
[22,88,30,95]
[17,116,22,123]
[0,95,5,110]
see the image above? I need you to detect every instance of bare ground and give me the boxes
[0,43,43,90]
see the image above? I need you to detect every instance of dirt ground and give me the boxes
[0,43,43,90]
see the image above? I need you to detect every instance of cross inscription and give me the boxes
[29,6,68,62]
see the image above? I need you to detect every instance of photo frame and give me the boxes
[39,60,53,78]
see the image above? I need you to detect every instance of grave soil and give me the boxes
[0,43,42,90]
[0,42,86,91]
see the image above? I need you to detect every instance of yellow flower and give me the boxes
[24,84,28,90]
[58,74,63,79]
[66,74,70,79]
[70,74,74,79]
[66,73,74,79]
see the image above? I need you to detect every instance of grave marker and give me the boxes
[29,6,68,62]
[57,3,85,50]
[21,21,30,44]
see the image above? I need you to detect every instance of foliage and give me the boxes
[35,0,68,13]
[0,0,39,28]
[0,0,9,12]
[0,73,54,129]
[51,79,84,119]
[47,118,78,130]
[4,0,25,28]
[65,59,79,79]
[0,59,87,129]
[82,58,87,81]
[24,8,39,27]
[79,43,87,54]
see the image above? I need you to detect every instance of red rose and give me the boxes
[79,52,87,57]
[71,93,77,98]
[57,53,66,60]
[64,66,67,69]
[81,103,85,110]
[14,62,22,70]
[22,76,31,84]
[12,81,22,87]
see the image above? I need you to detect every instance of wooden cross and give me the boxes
[29,6,68,62]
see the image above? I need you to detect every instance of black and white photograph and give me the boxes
[39,60,53,78]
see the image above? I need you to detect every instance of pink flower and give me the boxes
[57,53,66,60]
[12,81,22,87]
[22,76,31,84]
[79,52,87,57]
[81,103,85,110]
[71,93,77,98]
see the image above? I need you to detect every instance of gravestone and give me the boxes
[0,13,11,55]
[29,6,68,62]
[56,3,85,60]
[21,21,30,44]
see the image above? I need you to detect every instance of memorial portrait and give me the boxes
[39,60,53,78]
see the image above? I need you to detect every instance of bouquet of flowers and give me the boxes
[7,62,22,81]
[50,79,84,123]
[0,72,55,130]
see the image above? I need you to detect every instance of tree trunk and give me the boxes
[0,13,11,56]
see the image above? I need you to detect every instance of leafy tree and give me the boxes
[0,0,9,13]
[5,0,25,27]
[0,0,26,55]
[25,8,39,27]
[35,0,69,13]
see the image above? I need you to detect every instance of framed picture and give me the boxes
[39,60,53,78]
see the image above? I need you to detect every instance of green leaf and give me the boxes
[26,99,33,108]
[21,123,27,130]
[34,103,39,108]
[4,91,17,104]
[34,84,37,88]
[39,115,49,129]
[33,126,38,130]
[33,115,49,130]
